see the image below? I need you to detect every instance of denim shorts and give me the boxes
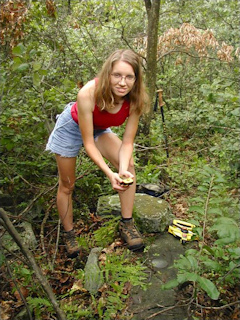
[45,102,112,157]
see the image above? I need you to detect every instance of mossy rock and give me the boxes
[96,193,174,233]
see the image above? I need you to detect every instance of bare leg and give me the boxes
[118,164,136,219]
[95,133,135,218]
[95,132,144,250]
[55,155,76,231]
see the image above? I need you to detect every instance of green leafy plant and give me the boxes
[60,248,148,320]
[92,216,120,248]
[96,251,148,319]
[1,1,239,320]
[162,166,240,300]
[26,297,54,319]
[62,303,92,320]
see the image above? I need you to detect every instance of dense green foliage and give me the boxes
[0,0,239,319]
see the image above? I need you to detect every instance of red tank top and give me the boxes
[71,81,130,129]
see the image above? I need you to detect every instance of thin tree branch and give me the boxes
[0,243,31,268]
[194,300,240,310]
[0,208,67,320]
[221,263,240,282]
[202,175,214,243]
[146,301,189,319]
[51,219,61,270]
[158,49,220,61]
[3,250,33,320]
[40,201,54,257]
[18,182,58,218]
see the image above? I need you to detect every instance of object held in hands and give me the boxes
[120,177,134,186]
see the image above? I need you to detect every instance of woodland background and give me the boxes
[0,0,239,319]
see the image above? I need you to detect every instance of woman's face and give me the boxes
[110,61,135,99]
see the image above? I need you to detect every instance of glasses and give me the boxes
[111,73,136,83]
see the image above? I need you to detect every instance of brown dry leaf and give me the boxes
[13,286,29,301]
[0,0,28,48]
[59,273,71,284]
[135,22,234,62]
[112,240,123,248]
[0,300,14,320]
[89,213,101,223]
[98,283,108,293]
[122,281,132,295]
[174,202,188,218]
[71,279,87,293]
[232,308,240,320]
[101,241,123,254]
[99,252,107,263]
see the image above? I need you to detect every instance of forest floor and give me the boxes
[0,193,240,320]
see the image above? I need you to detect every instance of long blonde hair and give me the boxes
[95,49,150,115]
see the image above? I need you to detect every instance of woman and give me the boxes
[46,49,149,257]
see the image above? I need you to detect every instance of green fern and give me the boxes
[27,296,52,308]
[93,216,120,247]
[27,296,53,319]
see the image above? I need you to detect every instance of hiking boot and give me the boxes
[119,219,144,251]
[62,229,81,258]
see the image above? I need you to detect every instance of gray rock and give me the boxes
[96,193,175,233]
[84,247,103,295]
[151,258,169,269]
[97,194,122,216]
[134,194,174,233]
[1,221,37,251]
[137,183,168,197]
[129,233,190,320]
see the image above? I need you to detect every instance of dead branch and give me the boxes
[146,301,188,319]
[51,219,61,270]
[194,300,240,310]
[1,243,30,267]
[0,208,67,320]
[3,251,33,320]
[18,182,58,218]
[40,200,54,256]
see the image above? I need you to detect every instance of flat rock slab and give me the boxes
[128,233,191,320]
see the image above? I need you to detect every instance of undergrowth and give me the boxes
[162,165,240,318]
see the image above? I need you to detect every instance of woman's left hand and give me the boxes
[109,172,134,192]
[119,170,134,180]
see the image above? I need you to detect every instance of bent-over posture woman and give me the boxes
[46,49,149,257]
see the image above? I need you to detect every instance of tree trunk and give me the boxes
[142,0,161,136]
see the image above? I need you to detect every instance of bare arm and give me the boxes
[77,81,111,177]
[77,81,125,190]
[118,111,140,178]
